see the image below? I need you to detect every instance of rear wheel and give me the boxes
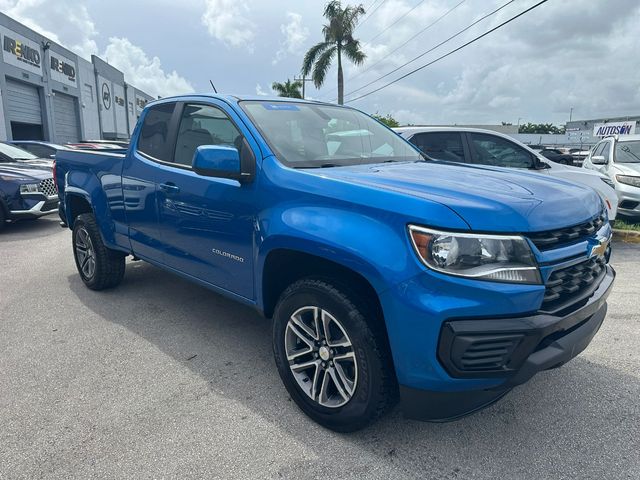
[0,206,5,232]
[72,213,125,290]
[273,278,396,432]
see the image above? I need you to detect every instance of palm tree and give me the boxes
[271,79,303,99]
[302,1,366,105]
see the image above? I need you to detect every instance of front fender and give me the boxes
[256,205,423,301]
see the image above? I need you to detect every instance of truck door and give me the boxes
[124,102,179,262]
[154,101,257,300]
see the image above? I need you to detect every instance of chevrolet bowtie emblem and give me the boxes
[590,238,610,258]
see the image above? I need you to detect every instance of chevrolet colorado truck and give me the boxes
[55,95,615,431]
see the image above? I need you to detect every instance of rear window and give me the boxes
[137,103,175,161]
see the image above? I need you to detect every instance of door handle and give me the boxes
[159,182,180,194]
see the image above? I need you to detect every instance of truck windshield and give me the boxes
[240,101,423,168]
[616,141,640,163]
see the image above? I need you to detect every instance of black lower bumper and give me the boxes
[401,266,615,422]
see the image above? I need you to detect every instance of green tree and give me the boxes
[302,1,366,105]
[271,79,303,99]
[518,122,566,134]
[372,113,400,128]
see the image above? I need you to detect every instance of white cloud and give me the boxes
[202,0,255,51]
[0,0,98,57]
[272,12,309,65]
[255,83,269,96]
[102,37,193,98]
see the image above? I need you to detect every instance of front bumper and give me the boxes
[399,265,615,421]
[9,197,59,219]
[615,182,640,217]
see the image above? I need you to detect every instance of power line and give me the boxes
[318,0,465,101]
[365,0,427,44]
[345,0,550,104]
[356,0,388,30]
[340,0,515,102]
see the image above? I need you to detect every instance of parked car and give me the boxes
[538,148,575,165]
[0,162,58,230]
[0,142,53,168]
[395,127,618,220]
[9,140,68,159]
[569,147,591,165]
[66,142,127,152]
[55,95,614,431]
[81,139,130,148]
[583,134,640,219]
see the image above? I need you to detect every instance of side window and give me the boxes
[600,141,611,162]
[469,133,534,169]
[410,132,465,163]
[137,103,176,162]
[174,104,242,166]
[25,144,51,157]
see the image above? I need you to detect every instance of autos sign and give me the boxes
[0,26,42,75]
[593,121,637,137]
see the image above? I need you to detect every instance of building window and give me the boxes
[84,83,93,102]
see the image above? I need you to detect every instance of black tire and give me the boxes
[72,213,125,290]
[273,278,397,432]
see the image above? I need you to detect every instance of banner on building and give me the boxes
[593,121,637,137]
[0,25,42,76]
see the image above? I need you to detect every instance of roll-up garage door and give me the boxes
[52,91,80,144]
[6,78,43,125]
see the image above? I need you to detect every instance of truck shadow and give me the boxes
[67,259,639,479]
[0,217,61,239]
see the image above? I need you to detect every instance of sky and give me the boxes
[1,0,639,126]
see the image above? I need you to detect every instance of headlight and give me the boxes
[616,175,640,188]
[408,225,541,284]
[600,177,615,189]
[19,183,39,194]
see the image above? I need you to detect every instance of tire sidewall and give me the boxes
[273,282,384,431]
[72,215,100,288]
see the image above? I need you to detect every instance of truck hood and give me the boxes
[0,162,53,181]
[308,161,602,232]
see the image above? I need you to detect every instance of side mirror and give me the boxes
[192,145,253,183]
[591,155,607,165]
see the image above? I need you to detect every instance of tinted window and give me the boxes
[469,133,534,168]
[410,132,464,163]
[174,104,242,166]
[137,103,175,161]
[591,143,605,158]
[615,141,640,163]
[20,144,55,157]
[600,141,611,162]
[0,142,38,160]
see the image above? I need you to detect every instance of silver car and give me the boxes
[583,135,640,219]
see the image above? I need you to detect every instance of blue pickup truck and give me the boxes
[55,95,615,431]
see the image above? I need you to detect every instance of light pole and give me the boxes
[294,75,314,99]
[569,107,573,122]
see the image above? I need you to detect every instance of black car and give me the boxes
[0,142,53,168]
[0,162,58,231]
[538,148,574,165]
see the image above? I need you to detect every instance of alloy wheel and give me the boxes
[75,226,96,279]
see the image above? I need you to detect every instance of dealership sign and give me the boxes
[50,53,76,87]
[0,26,42,75]
[593,121,637,137]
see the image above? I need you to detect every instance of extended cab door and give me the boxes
[124,102,179,262]
[153,100,258,300]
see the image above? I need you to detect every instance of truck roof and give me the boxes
[147,93,330,107]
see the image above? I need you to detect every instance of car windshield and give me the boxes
[616,141,640,163]
[240,101,423,168]
[0,142,39,160]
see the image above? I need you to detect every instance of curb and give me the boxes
[612,229,640,244]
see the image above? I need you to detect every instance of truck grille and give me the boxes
[528,214,605,251]
[38,178,57,197]
[542,256,607,312]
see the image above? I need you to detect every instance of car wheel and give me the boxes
[0,206,6,232]
[272,278,397,432]
[72,213,125,290]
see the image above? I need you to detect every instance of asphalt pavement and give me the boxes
[1,217,638,479]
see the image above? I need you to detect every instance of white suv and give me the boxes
[582,135,640,220]
[394,127,618,220]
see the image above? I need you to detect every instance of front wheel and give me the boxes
[72,213,125,290]
[272,278,396,432]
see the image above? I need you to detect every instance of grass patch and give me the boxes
[614,219,640,231]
